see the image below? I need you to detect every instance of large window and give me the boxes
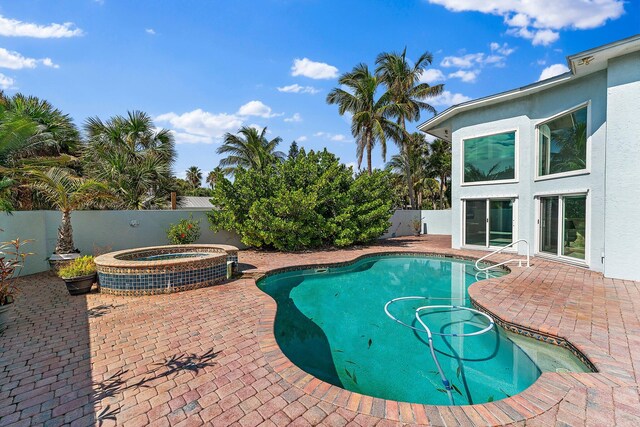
[464,198,514,248]
[463,131,516,184]
[538,106,588,177]
[538,194,587,261]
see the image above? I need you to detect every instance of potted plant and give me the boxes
[23,168,115,270]
[167,215,201,244]
[0,237,32,326]
[57,255,97,295]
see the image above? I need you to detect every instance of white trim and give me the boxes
[534,189,590,197]
[462,197,518,249]
[461,129,519,186]
[535,193,590,267]
[460,194,519,200]
[534,102,591,181]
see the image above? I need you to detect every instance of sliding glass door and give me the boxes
[464,199,514,248]
[538,195,587,261]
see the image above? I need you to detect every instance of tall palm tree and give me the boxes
[217,126,285,176]
[206,167,222,189]
[22,167,115,253]
[83,111,176,210]
[326,64,401,174]
[186,166,202,189]
[428,138,452,209]
[375,48,443,207]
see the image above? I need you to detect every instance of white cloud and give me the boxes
[426,0,624,45]
[448,69,479,83]
[330,134,347,142]
[0,73,14,89]
[145,28,156,35]
[314,131,349,142]
[155,109,243,144]
[0,48,60,70]
[277,83,320,94]
[297,136,308,142]
[284,113,302,123]
[0,14,83,38]
[538,63,570,81]
[237,100,280,118]
[429,90,472,107]
[291,58,339,79]
[41,58,59,69]
[419,68,446,84]
[490,42,515,56]
[441,53,484,68]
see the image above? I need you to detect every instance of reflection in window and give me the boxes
[464,132,516,183]
[538,106,587,176]
[563,196,586,260]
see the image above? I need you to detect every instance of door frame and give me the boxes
[462,197,518,250]
[534,192,590,267]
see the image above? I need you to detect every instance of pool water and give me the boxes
[257,254,590,406]
[135,253,208,261]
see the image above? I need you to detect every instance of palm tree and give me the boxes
[205,167,222,189]
[83,111,176,209]
[186,166,202,189]
[326,64,401,174]
[386,133,430,208]
[375,48,443,208]
[217,126,285,176]
[428,138,452,209]
[0,92,80,211]
[22,168,115,253]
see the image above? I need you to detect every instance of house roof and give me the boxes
[418,34,640,141]
[177,196,214,210]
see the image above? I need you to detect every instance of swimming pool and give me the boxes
[257,254,590,406]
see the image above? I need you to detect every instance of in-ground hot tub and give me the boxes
[95,244,239,296]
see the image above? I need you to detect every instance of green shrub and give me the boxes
[57,256,96,279]
[167,215,201,244]
[208,148,393,251]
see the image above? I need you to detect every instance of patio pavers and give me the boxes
[1,235,639,426]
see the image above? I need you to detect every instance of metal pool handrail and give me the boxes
[474,239,530,273]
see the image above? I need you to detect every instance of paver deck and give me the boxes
[1,235,639,426]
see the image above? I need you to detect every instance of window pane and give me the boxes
[540,197,559,254]
[538,106,587,176]
[489,200,513,247]
[563,196,586,260]
[464,132,516,183]
[465,200,486,246]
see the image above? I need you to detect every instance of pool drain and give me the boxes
[384,296,495,405]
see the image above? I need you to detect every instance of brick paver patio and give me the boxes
[1,235,639,426]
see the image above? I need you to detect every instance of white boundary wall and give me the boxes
[2,209,452,276]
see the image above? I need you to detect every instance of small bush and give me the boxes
[167,215,201,244]
[58,255,96,279]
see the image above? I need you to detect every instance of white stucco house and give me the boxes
[419,35,640,281]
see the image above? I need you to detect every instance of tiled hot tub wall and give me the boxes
[95,245,239,296]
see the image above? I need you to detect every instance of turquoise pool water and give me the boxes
[257,254,589,406]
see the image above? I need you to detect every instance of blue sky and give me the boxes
[0,0,638,181]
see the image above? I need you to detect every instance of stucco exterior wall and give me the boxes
[448,70,608,272]
[0,210,243,276]
[604,51,640,281]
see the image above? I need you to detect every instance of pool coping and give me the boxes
[253,250,611,424]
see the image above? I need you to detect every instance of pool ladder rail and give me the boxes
[474,239,530,273]
[384,296,495,405]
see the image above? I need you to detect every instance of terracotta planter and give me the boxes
[0,302,13,327]
[62,273,96,296]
